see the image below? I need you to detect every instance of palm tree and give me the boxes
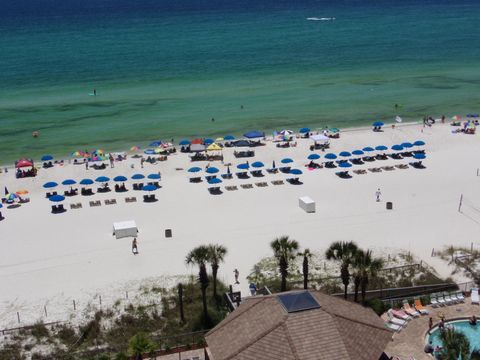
[437,328,470,360]
[325,241,358,299]
[128,332,155,360]
[300,249,312,289]
[271,236,299,292]
[185,245,210,325]
[352,249,383,303]
[471,349,480,360]
[207,244,228,300]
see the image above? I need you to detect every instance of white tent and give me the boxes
[113,220,138,239]
[310,134,330,143]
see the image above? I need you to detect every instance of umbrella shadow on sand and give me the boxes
[7,204,21,209]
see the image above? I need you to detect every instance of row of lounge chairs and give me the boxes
[336,163,420,179]
[209,181,285,194]
[68,197,139,210]
[385,299,430,332]
[429,292,465,306]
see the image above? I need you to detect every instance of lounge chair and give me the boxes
[456,292,465,302]
[471,288,479,305]
[221,173,233,179]
[353,169,367,175]
[368,168,382,173]
[402,301,420,317]
[255,182,268,187]
[436,294,446,306]
[225,186,238,191]
[385,322,403,332]
[125,197,137,203]
[240,184,253,189]
[382,166,395,171]
[266,168,278,174]
[389,309,410,321]
[271,180,284,185]
[208,187,222,195]
[387,313,407,326]
[429,295,439,307]
[414,299,429,315]
[443,293,454,305]
[395,164,409,169]
[287,177,303,185]
[335,171,352,179]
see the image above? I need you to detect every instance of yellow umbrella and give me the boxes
[207,143,222,151]
[215,137,224,142]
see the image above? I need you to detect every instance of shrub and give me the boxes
[364,298,391,316]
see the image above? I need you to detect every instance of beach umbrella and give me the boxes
[391,145,404,151]
[149,141,162,147]
[49,194,65,202]
[281,158,293,164]
[339,151,351,157]
[143,184,157,192]
[16,159,33,168]
[362,147,375,152]
[413,153,426,160]
[224,135,235,141]
[307,154,321,160]
[206,167,219,174]
[113,176,128,182]
[289,169,303,175]
[131,174,145,180]
[204,138,214,145]
[339,162,352,168]
[329,128,340,133]
[191,138,203,145]
[62,179,77,186]
[0,203,2,209]
[41,155,53,161]
[7,193,18,201]
[279,129,293,136]
[352,150,364,156]
[80,178,94,185]
[325,153,337,160]
[71,151,82,157]
[401,142,413,149]
[188,167,202,173]
[130,146,141,151]
[237,163,249,170]
[144,149,156,155]
[95,176,110,183]
[15,189,29,195]
[251,161,264,168]
[43,182,58,189]
[375,145,388,151]
[208,178,222,185]
[147,173,161,180]
[179,139,190,146]
[372,121,384,127]
[452,115,461,121]
[161,142,173,149]
[243,130,264,139]
[413,140,425,146]
[206,143,222,151]
[299,127,311,133]
[215,137,224,142]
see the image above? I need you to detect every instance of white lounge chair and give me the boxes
[385,322,403,332]
[456,292,465,302]
[402,301,420,317]
[387,313,408,326]
[436,294,446,306]
[389,309,410,321]
[444,293,454,305]
[472,288,479,305]
[430,296,439,307]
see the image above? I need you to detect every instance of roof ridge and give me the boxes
[223,315,289,360]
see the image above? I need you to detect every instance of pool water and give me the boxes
[429,320,480,353]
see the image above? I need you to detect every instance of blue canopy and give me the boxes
[391,145,403,151]
[243,131,265,139]
[113,176,128,182]
[0,203,2,209]
[363,147,375,152]
[143,184,157,191]
[204,138,214,145]
[224,135,235,140]
[281,158,293,164]
[144,149,156,155]
[148,173,161,179]
[325,153,337,160]
[352,150,364,156]
[208,177,222,184]
[307,154,320,160]
[131,174,145,180]
[179,139,190,146]
[205,167,219,174]
[62,179,76,186]
[251,161,264,168]
[80,178,94,185]
[372,121,384,127]
[401,142,413,148]
[339,162,352,168]
[289,169,303,175]
[43,182,58,188]
[413,140,425,146]
[237,163,249,170]
[413,153,426,159]
[95,176,110,182]
[149,141,162,147]
[188,167,202,173]
[41,155,53,161]
[467,114,479,118]
[375,145,388,151]
[49,194,65,202]
[339,151,351,157]
[299,127,310,133]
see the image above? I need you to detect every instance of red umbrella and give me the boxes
[15,159,34,168]
[191,138,203,145]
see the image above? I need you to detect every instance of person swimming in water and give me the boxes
[93,89,97,96]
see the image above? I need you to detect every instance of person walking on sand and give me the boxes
[375,188,381,202]
[132,238,138,255]
[109,153,114,168]
[234,269,239,284]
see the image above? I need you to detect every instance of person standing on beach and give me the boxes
[109,153,114,168]
[132,238,138,255]
[85,161,88,170]
[375,188,381,202]
[234,269,239,284]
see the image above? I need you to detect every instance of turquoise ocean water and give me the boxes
[1,0,479,162]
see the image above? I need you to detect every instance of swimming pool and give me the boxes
[428,320,480,352]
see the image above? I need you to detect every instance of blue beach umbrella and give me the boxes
[391,145,404,151]
[289,169,303,175]
[113,176,128,182]
[143,184,157,192]
[0,203,2,209]
[95,176,110,183]
[62,179,76,186]
[413,140,426,146]
[80,178,94,185]
[352,150,364,156]
[281,158,293,164]
[363,147,375,152]
[148,173,161,179]
[208,177,223,185]
[131,174,145,180]
[205,167,219,174]
[204,138,214,145]
[325,153,337,160]
[43,182,58,189]
[339,162,352,168]
[299,127,310,133]
[375,145,388,151]
[339,151,351,157]
[149,141,162,147]
[413,153,426,160]
[49,194,65,202]
[244,130,265,139]
[307,154,320,160]
[188,167,202,173]
[224,135,235,141]
[372,121,384,127]
[401,142,413,149]
[251,161,264,168]
[237,163,249,170]
[179,139,190,146]
[41,155,53,161]
[144,149,156,155]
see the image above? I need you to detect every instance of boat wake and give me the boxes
[306,17,336,21]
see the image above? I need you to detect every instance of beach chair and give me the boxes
[456,292,465,302]
[240,184,253,189]
[414,299,429,315]
[389,309,410,321]
[471,288,479,305]
[225,186,238,191]
[443,293,454,305]
[387,313,407,327]
[385,322,403,332]
[436,294,446,306]
[429,295,439,307]
[402,301,420,317]
[271,180,284,185]
[255,182,268,187]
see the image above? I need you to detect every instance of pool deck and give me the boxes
[385,301,480,360]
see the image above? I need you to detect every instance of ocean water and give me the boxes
[1,0,480,162]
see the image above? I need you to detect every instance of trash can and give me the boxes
[165,229,172,238]
[386,202,393,210]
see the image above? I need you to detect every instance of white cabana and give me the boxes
[299,196,315,213]
[310,134,330,143]
[113,220,138,239]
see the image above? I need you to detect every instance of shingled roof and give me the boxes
[205,290,392,360]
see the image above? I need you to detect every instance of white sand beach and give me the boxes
[1,122,479,329]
